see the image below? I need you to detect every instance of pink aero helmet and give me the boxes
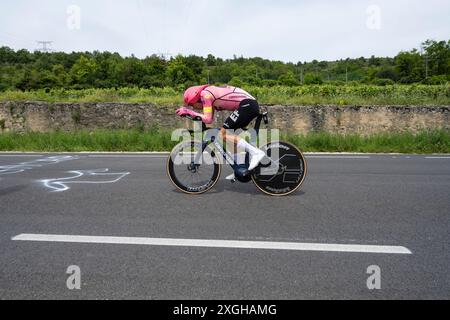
[184,85,210,105]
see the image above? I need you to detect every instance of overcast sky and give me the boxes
[0,0,449,62]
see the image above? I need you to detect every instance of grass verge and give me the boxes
[0,129,449,154]
[284,130,450,154]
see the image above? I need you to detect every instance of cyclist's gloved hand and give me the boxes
[176,107,197,118]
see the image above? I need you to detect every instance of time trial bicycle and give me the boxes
[167,111,307,196]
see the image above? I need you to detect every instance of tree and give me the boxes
[140,55,167,88]
[118,57,146,86]
[184,55,205,75]
[70,55,99,87]
[52,64,69,87]
[278,72,299,86]
[422,40,450,76]
[0,46,15,63]
[304,73,323,85]
[229,76,244,87]
[0,39,448,91]
[166,55,197,86]
[395,50,424,83]
[205,54,216,67]
[376,66,399,82]
[369,55,382,67]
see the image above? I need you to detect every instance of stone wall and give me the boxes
[0,101,449,135]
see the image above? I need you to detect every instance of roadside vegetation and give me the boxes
[284,130,450,154]
[0,39,449,106]
[0,84,449,106]
[1,39,449,92]
[1,129,448,154]
[0,40,448,153]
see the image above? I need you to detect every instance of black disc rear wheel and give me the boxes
[251,142,307,196]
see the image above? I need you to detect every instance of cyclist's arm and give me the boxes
[180,91,215,124]
[195,91,215,124]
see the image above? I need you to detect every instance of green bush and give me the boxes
[278,72,299,86]
[304,73,323,85]
[422,75,449,85]
[228,77,245,88]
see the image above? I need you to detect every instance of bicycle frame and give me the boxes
[186,112,269,177]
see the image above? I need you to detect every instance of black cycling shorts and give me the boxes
[223,99,260,130]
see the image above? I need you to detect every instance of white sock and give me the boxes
[237,139,262,157]
[233,153,241,164]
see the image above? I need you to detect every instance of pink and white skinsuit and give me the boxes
[195,85,260,129]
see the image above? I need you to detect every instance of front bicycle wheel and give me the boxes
[167,141,221,195]
[252,141,307,196]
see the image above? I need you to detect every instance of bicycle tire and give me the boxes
[167,141,221,195]
[251,142,307,196]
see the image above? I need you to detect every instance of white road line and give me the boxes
[87,155,168,158]
[306,156,371,159]
[0,155,43,157]
[90,155,372,159]
[425,157,450,159]
[11,234,412,255]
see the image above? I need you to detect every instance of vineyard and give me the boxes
[0,84,449,106]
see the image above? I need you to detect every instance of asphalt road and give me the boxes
[0,152,449,300]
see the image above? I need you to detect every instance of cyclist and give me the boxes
[176,85,266,180]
